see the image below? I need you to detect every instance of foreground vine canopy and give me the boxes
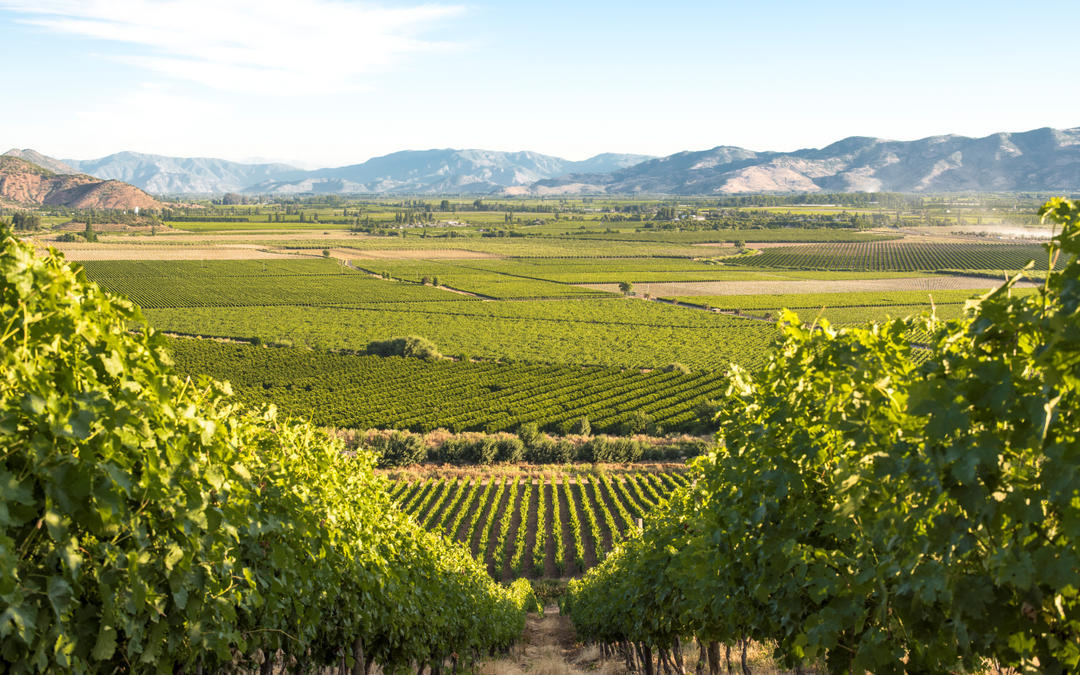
[566,199,1080,675]
[0,230,540,673]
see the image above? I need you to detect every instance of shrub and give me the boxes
[552,440,576,464]
[663,362,691,374]
[517,422,541,448]
[496,437,526,463]
[370,430,427,468]
[477,436,500,465]
[365,335,442,360]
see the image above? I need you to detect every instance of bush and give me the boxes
[370,431,427,468]
[496,437,526,463]
[365,335,442,360]
[477,436,500,465]
[552,440,576,463]
[663,362,691,374]
[517,422,541,448]
[431,437,474,463]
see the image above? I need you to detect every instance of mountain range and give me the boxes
[53,149,655,195]
[506,127,1080,195]
[7,126,1080,198]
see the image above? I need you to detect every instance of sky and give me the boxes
[1,0,1077,168]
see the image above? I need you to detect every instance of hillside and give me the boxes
[0,155,162,210]
[512,126,1080,194]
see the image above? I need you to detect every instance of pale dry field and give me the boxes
[578,275,1039,296]
[42,244,300,261]
[341,248,504,260]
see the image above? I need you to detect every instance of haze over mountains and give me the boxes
[55,150,656,195]
[507,127,1080,195]
[7,126,1080,197]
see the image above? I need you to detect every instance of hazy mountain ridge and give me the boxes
[60,152,308,194]
[514,127,1080,195]
[47,149,655,194]
[242,149,656,194]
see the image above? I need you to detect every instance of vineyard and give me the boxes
[389,470,689,579]
[81,258,468,307]
[351,258,617,299]
[664,287,1041,324]
[169,338,729,433]
[737,240,1068,271]
[144,300,780,370]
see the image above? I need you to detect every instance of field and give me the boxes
[737,240,1065,272]
[69,226,1057,438]
[84,259,467,307]
[595,273,1040,298]
[388,469,688,579]
[144,300,779,370]
[169,338,727,433]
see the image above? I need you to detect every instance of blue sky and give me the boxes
[1,0,1076,167]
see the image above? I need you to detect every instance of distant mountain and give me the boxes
[0,156,162,210]
[61,152,308,194]
[54,148,655,195]
[507,127,1080,195]
[3,149,79,175]
[242,149,657,195]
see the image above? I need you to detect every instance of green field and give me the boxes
[144,300,779,370]
[662,287,1041,323]
[738,241,1065,272]
[169,338,726,433]
[84,259,466,307]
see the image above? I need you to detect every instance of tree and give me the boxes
[83,217,97,243]
[12,212,42,231]
[322,249,330,257]
[618,281,634,295]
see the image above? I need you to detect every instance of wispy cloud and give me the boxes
[4,0,465,93]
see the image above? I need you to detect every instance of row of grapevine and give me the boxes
[492,479,520,575]
[1,236,541,674]
[423,479,459,528]
[476,478,506,564]
[533,480,549,574]
[510,480,533,576]
[563,479,585,570]
[445,480,480,539]
[563,200,1080,675]
[576,479,606,563]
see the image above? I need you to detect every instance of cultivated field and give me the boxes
[389,469,688,579]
